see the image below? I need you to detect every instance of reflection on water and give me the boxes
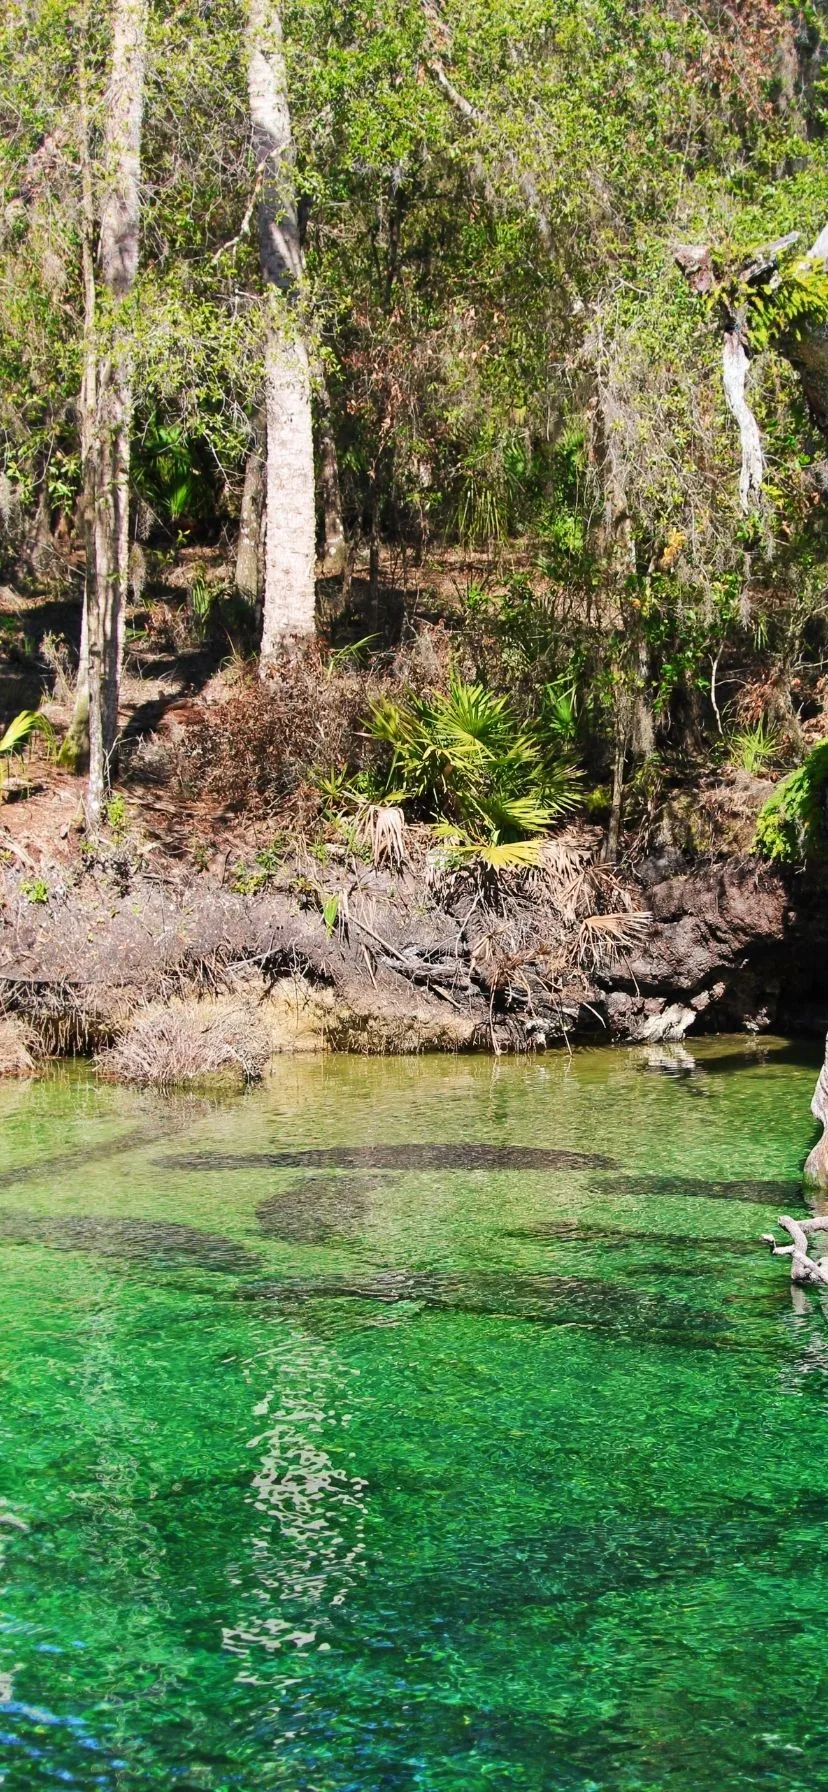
[0,1037,825,1791]
[223,1320,367,1668]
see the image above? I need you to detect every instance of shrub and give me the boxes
[754,740,828,866]
[172,649,379,818]
[99,1000,270,1087]
[0,708,54,790]
[366,679,579,860]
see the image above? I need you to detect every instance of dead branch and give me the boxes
[761,1214,828,1286]
[675,221,828,507]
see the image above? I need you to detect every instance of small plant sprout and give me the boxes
[106,794,128,837]
[21,877,49,904]
[321,892,340,936]
[726,720,779,776]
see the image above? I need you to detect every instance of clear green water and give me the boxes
[0,1039,826,1792]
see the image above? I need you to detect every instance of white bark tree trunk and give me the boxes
[676,223,828,507]
[86,0,148,822]
[247,0,316,660]
[260,332,317,654]
[722,326,764,512]
[61,35,96,772]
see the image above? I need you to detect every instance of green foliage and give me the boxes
[754,741,828,866]
[366,680,579,848]
[742,261,828,354]
[231,841,287,895]
[20,877,49,904]
[106,795,128,838]
[2,0,828,830]
[0,709,54,787]
[321,892,340,935]
[133,417,214,530]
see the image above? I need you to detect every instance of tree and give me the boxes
[246,0,316,660]
[85,0,149,820]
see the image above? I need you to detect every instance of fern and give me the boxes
[707,251,828,355]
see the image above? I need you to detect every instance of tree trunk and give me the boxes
[85,0,148,821]
[235,404,266,605]
[247,0,316,662]
[316,373,346,577]
[61,32,96,775]
[605,720,628,864]
[260,331,317,655]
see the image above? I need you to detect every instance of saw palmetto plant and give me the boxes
[366,680,580,864]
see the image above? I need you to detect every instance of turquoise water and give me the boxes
[0,1039,826,1791]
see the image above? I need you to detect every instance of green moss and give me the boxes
[754,740,828,865]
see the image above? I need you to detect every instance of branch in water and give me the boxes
[761,1214,828,1286]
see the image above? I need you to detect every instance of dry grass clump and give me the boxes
[99,999,270,1088]
[169,647,383,817]
[0,1013,34,1075]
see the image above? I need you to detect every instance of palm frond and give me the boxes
[0,709,54,760]
[365,679,582,849]
[577,910,652,971]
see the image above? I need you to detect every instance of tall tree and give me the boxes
[85,0,148,820]
[247,0,316,660]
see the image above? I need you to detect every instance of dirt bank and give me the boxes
[0,830,823,1082]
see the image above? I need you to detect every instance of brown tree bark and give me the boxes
[235,405,267,605]
[316,371,346,577]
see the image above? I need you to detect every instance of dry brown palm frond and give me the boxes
[524,833,603,922]
[356,803,407,870]
[576,909,652,973]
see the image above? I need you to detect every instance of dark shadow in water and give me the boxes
[505,1221,759,1254]
[257,1174,380,1244]
[0,1101,220,1193]
[162,1142,617,1173]
[0,1210,259,1274]
[237,1265,740,1347]
[599,1174,802,1207]
[0,1126,153,1191]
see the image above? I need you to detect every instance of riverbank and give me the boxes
[1,827,825,1082]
